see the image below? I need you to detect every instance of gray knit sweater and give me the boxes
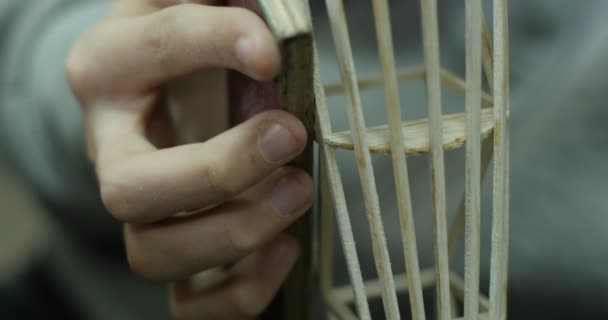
[2,1,608,319]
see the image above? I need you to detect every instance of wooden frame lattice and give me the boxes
[255,0,510,318]
[314,0,510,319]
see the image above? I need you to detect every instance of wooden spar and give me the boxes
[488,0,510,319]
[463,0,483,318]
[370,0,428,317]
[314,43,372,319]
[258,1,315,319]
[420,0,452,318]
[325,0,401,318]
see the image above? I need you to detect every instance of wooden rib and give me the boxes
[324,67,493,108]
[452,313,490,320]
[463,0,483,319]
[314,46,372,319]
[333,269,437,302]
[488,0,509,319]
[447,6,496,263]
[326,295,359,320]
[370,0,426,318]
[258,0,311,39]
[421,1,452,317]
[324,66,426,95]
[481,10,494,89]
[320,160,336,319]
[450,272,489,311]
[325,1,401,318]
[501,6,511,319]
[324,109,494,155]
[439,70,493,108]
[257,2,315,318]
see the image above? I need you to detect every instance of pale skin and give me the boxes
[66,0,313,319]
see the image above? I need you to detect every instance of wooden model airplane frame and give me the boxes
[256,0,510,319]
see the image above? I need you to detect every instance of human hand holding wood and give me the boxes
[66,1,313,318]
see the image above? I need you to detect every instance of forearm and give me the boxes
[0,1,110,203]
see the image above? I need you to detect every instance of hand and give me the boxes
[66,1,313,319]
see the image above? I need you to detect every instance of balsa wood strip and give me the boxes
[325,294,359,320]
[450,272,490,311]
[370,0,426,318]
[447,7,496,263]
[333,269,437,302]
[314,45,372,319]
[326,1,401,318]
[452,314,490,320]
[259,0,311,39]
[464,0,483,318]
[489,0,509,319]
[481,10,494,90]
[324,109,494,155]
[420,0,452,318]
[439,69,493,108]
[324,67,493,108]
[320,161,336,319]
[324,66,426,95]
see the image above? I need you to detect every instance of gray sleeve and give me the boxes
[0,1,117,233]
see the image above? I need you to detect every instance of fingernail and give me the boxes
[258,124,300,164]
[235,36,254,69]
[269,174,310,216]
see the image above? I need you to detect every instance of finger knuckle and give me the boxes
[65,39,98,100]
[224,222,260,258]
[145,9,181,70]
[200,165,235,200]
[99,168,139,223]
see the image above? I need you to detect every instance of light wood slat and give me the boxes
[464,0,483,319]
[325,1,401,318]
[370,0,426,319]
[450,272,489,311]
[333,269,437,302]
[259,0,311,39]
[324,66,426,95]
[439,69,493,108]
[452,314,489,320]
[324,67,493,108]
[447,8,496,263]
[314,44,372,319]
[420,0,452,318]
[326,294,359,320]
[320,159,336,320]
[325,109,494,155]
[489,0,510,319]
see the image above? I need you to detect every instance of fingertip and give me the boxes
[266,233,300,270]
[232,9,281,81]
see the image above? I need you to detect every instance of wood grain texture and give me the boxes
[325,0,400,318]
[324,109,494,155]
[324,67,493,109]
[370,0,426,318]
[324,66,426,95]
[464,0,483,318]
[420,0,452,318]
[320,158,336,319]
[257,1,314,319]
[314,43,372,319]
[447,11,496,263]
[333,269,436,302]
[488,0,510,319]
